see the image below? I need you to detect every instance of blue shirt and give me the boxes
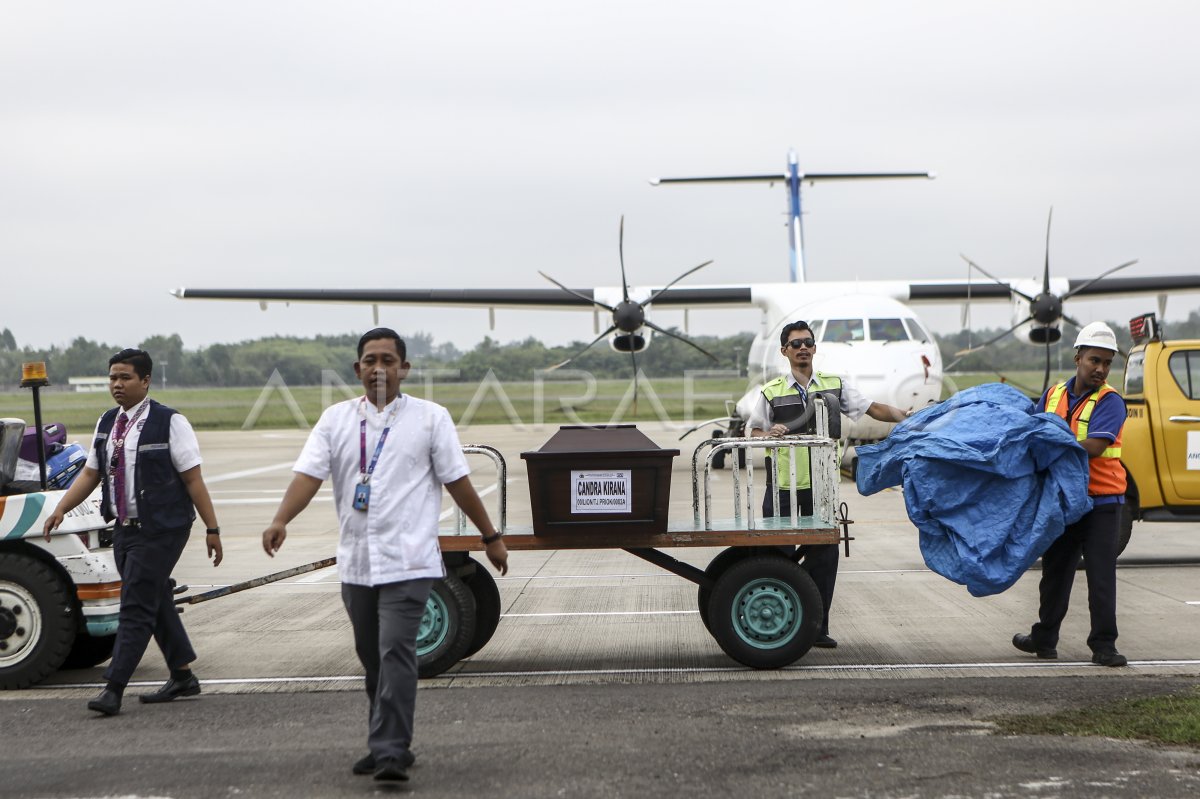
[1038,377,1127,505]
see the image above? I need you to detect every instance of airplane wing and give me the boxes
[903,274,1200,303]
[170,286,755,309]
[651,172,932,185]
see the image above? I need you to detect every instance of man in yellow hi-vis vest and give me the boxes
[1013,321,1129,667]
[748,320,912,648]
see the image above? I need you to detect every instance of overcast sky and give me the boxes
[3,1,1199,355]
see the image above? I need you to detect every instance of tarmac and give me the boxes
[3,422,1200,797]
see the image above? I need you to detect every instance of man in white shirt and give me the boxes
[261,328,507,783]
[749,321,910,648]
[44,348,223,716]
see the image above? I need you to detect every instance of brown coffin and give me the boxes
[520,425,680,536]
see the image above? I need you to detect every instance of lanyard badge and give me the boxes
[352,482,371,511]
[354,398,400,511]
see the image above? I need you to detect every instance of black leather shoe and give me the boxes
[813,634,838,649]
[87,687,122,716]
[373,751,415,782]
[352,754,376,775]
[1092,650,1128,667]
[1012,633,1057,659]
[139,672,201,704]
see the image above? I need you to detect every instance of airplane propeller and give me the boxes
[539,216,719,411]
[952,208,1137,395]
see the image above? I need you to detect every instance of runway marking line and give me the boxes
[31,659,1200,693]
[207,461,297,484]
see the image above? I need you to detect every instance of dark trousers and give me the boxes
[342,579,435,760]
[104,525,196,686]
[763,486,838,637]
[1030,504,1120,654]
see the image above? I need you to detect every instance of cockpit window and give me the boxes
[869,318,909,342]
[902,318,931,343]
[823,319,865,343]
[808,320,825,340]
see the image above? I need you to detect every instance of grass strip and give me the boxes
[993,688,1200,748]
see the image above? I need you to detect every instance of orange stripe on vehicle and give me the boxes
[77,582,123,600]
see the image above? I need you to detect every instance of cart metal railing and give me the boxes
[690,395,839,531]
[444,444,508,536]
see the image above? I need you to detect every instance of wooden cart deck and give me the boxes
[438,515,840,551]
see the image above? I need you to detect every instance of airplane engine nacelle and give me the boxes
[610,329,651,353]
[1027,325,1062,345]
[1009,278,1069,347]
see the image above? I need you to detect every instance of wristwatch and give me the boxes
[206,527,221,536]
[480,531,503,545]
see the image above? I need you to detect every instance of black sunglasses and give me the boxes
[785,338,816,350]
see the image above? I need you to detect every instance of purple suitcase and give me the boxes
[20,423,67,462]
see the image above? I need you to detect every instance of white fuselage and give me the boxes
[736,287,944,442]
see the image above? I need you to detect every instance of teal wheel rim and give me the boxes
[730,577,801,649]
[417,591,450,657]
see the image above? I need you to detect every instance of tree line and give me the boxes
[2,310,1198,390]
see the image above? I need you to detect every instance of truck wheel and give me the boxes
[462,559,502,658]
[707,555,821,669]
[0,553,76,690]
[417,572,477,678]
[61,633,116,670]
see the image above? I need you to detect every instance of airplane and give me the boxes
[172,150,1200,454]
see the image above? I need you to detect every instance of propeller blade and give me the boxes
[952,315,1035,357]
[642,320,719,361]
[1043,207,1053,295]
[630,348,638,416]
[1042,339,1053,397]
[989,368,1041,397]
[546,325,618,371]
[960,254,1035,303]
[619,215,630,303]
[538,271,615,312]
[1060,259,1139,301]
[643,260,715,308]
[1061,313,1084,330]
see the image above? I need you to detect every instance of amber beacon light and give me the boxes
[20,361,50,388]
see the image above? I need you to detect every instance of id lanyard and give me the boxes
[109,401,150,472]
[354,397,400,510]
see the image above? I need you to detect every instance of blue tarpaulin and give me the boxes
[855,383,1092,597]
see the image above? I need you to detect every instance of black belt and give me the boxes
[116,519,141,529]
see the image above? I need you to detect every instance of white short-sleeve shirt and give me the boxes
[293,394,469,586]
[747,370,873,432]
[83,397,203,520]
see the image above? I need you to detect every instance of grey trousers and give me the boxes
[342,579,435,759]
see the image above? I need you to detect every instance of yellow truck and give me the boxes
[1118,313,1200,552]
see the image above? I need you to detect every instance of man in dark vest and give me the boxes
[748,320,911,648]
[44,348,223,715]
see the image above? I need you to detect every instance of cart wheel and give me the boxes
[463,559,502,658]
[697,547,782,632]
[417,573,477,678]
[707,556,821,669]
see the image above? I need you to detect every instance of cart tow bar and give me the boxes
[838,501,854,557]
[173,557,337,610]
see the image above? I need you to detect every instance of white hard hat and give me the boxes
[1073,321,1119,352]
